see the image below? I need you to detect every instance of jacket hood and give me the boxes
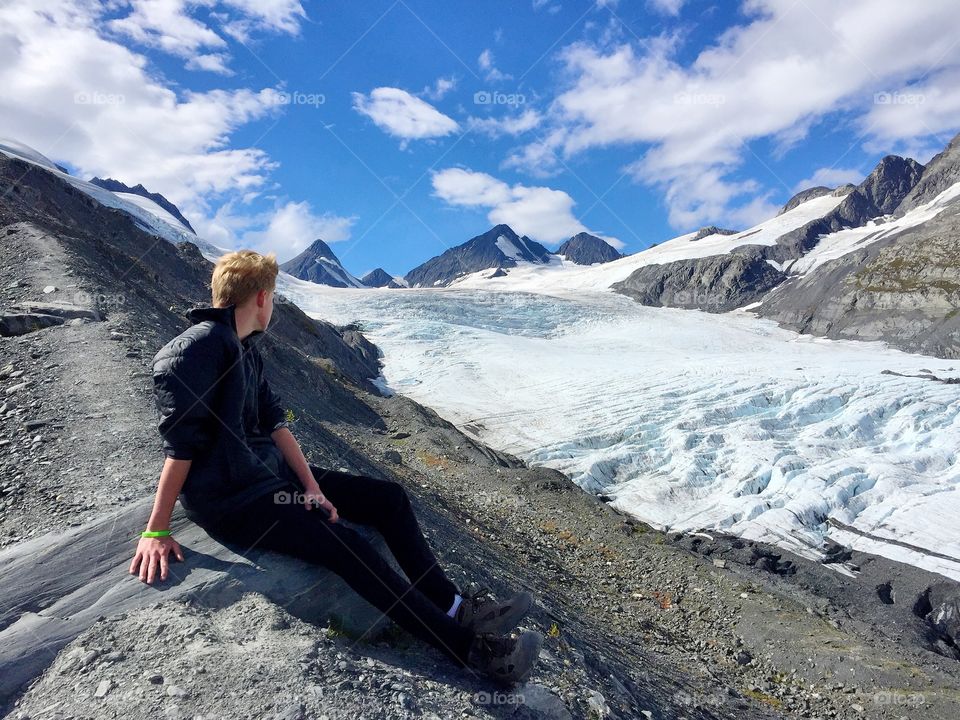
[185,304,264,346]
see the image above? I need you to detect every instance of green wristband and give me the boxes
[141,530,172,538]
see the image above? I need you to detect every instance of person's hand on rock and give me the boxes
[129,535,184,584]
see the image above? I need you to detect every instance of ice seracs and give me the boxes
[301,285,960,581]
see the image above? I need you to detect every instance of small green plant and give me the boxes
[324,614,347,638]
[742,688,782,708]
[284,408,296,424]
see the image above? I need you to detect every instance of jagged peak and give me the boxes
[485,223,519,240]
[893,129,960,216]
[863,154,923,180]
[852,154,924,217]
[304,237,336,255]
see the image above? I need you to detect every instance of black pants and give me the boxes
[210,465,476,667]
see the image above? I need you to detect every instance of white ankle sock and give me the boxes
[446,593,463,618]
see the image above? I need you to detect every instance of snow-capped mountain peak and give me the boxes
[403,223,553,288]
[556,232,624,265]
[279,238,365,289]
[361,267,405,288]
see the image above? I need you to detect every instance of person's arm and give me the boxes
[129,457,189,584]
[272,426,339,523]
[255,348,338,522]
[153,333,225,461]
[135,331,225,583]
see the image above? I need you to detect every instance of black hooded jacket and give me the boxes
[151,304,295,526]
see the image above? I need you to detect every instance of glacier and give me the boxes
[287,282,960,581]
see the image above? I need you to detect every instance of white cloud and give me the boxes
[0,0,351,258]
[511,0,960,228]
[431,168,511,207]
[791,167,863,194]
[504,128,569,177]
[646,0,684,15]
[478,48,513,82]
[185,52,232,73]
[108,0,306,72]
[352,87,460,145]
[431,167,620,246]
[467,109,542,138]
[109,0,229,74]
[220,0,307,40]
[860,66,960,156]
[422,75,457,101]
[197,199,356,261]
[478,49,494,71]
[646,164,779,229]
[243,201,356,260]
[0,1,284,210]
[533,0,562,14]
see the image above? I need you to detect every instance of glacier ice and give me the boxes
[304,285,960,580]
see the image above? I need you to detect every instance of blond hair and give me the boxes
[211,249,278,307]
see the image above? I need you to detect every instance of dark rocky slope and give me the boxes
[611,253,785,312]
[756,192,960,357]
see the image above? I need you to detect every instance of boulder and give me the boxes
[0,312,64,336]
[0,496,403,704]
[14,301,102,321]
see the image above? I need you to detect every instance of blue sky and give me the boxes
[2,1,959,279]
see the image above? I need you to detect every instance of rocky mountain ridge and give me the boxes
[88,177,196,234]
[610,133,960,358]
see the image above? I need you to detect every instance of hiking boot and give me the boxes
[466,629,543,686]
[454,585,534,635]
